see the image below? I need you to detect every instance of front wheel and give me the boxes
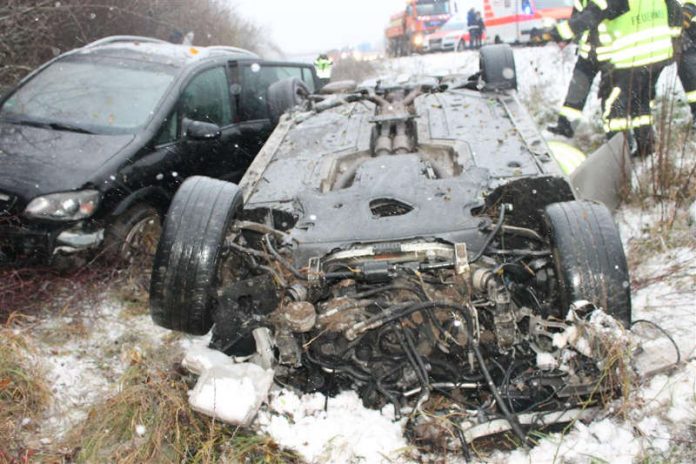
[545,200,631,327]
[103,204,161,264]
[150,176,243,335]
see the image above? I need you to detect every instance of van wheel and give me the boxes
[267,78,310,126]
[545,200,632,327]
[480,43,517,91]
[103,204,161,264]
[150,176,242,335]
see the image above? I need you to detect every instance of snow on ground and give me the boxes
[256,390,408,463]
[12,297,173,441]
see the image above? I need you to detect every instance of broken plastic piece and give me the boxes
[188,363,274,426]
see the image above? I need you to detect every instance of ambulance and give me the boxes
[425,0,573,50]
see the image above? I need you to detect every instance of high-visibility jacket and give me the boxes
[556,0,673,69]
[596,0,673,68]
[314,58,333,80]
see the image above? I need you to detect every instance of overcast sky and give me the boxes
[230,0,409,57]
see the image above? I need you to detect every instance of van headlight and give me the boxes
[413,34,425,46]
[25,190,100,221]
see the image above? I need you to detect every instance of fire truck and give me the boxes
[386,0,453,56]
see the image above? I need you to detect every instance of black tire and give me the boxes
[544,200,632,327]
[480,43,517,91]
[267,77,309,126]
[150,176,242,335]
[103,204,161,264]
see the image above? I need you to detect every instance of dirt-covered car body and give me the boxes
[150,45,631,448]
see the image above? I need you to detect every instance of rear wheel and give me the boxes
[544,200,631,326]
[479,43,517,91]
[267,78,309,125]
[150,176,242,335]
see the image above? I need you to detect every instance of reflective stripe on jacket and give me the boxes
[595,0,673,68]
[314,59,333,79]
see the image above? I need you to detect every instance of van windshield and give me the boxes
[417,1,450,16]
[0,55,177,135]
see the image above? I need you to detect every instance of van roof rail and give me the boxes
[207,46,258,57]
[83,36,170,48]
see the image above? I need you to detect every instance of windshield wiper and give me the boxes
[46,122,95,134]
[1,116,94,134]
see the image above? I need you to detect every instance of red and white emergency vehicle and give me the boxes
[424,0,572,51]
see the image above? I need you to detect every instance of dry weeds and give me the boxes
[0,319,52,463]
[61,357,301,464]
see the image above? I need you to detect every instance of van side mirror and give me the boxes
[183,118,221,141]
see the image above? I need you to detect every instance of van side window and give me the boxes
[301,67,316,93]
[180,67,232,126]
[155,110,179,145]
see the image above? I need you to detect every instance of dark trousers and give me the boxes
[468,27,480,48]
[678,41,696,117]
[599,64,664,157]
[559,54,600,123]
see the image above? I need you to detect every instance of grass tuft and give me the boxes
[62,356,301,464]
[0,322,51,462]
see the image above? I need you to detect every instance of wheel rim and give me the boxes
[120,214,162,262]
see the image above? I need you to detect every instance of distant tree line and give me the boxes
[0,0,273,87]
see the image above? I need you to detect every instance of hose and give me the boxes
[470,206,507,263]
[263,234,308,281]
[631,319,681,365]
[349,299,530,446]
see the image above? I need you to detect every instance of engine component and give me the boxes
[280,301,317,333]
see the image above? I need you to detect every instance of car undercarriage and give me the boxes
[149,45,632,450]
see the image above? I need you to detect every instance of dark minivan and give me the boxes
[0,36,319,265]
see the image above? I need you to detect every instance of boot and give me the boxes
[632,126,655,158]
[547,116,575,138]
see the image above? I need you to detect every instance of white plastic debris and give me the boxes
[536,351,558,370]
[182,345,237,375]
[188,363,274,426]
[135,424,146,437]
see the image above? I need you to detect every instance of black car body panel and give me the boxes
[0,123,136,203]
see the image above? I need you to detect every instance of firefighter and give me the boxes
[548,0,675,158]
[547,0,601,138]
[679,0,696,123]
[314,54,334,85]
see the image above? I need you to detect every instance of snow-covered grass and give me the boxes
[2,46,695,463]
[0,324,51,460]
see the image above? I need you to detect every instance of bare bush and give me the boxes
[331,57,377,83]
[0,0,272,87]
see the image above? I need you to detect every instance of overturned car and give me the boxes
[149,45,632,448]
